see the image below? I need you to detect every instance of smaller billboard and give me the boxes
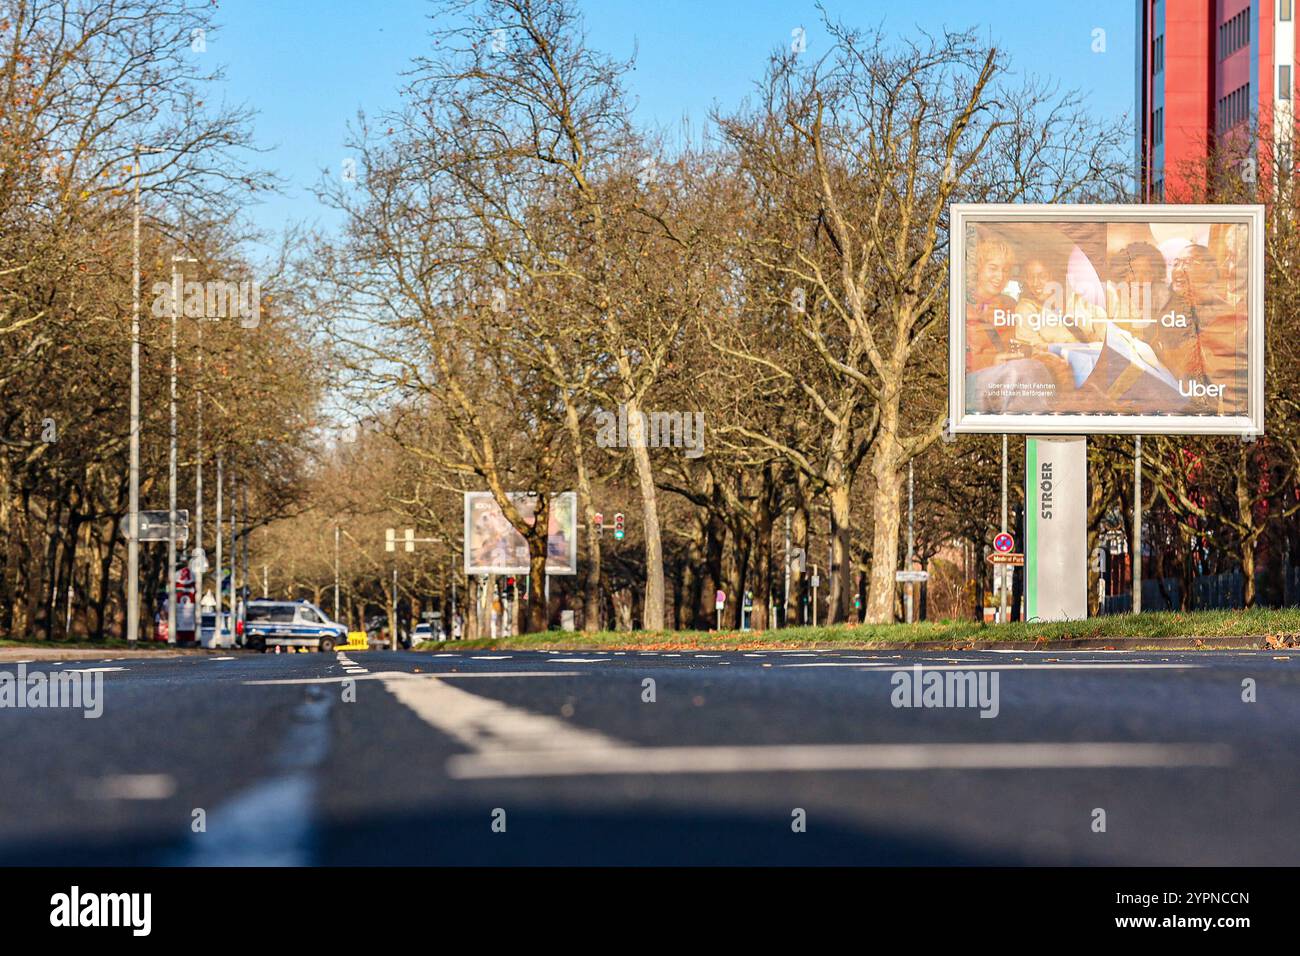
[463,491,578,575]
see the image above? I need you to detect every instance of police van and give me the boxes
[243,599,347,653]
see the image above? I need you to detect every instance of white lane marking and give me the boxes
[177,692,331,866]
[80,774,177,800]
[694,654,722,658]
[380,674,621,756]
[210,656,237,661]
[433,653,459,658]
[472,655,512,660]
[546,657,610,663]
[447,741,1234,780]
[776,662,1200,670]
[67,666,127,674]
[373,669,1232,781]
[244,671,579,685]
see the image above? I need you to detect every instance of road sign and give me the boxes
[994,532,1015,553]
[895,570,929,583]
[987,552,1025,566]
[810,574,820,588]
[714,589,726,610]
[125,510,189,542]
[190,547,208,574]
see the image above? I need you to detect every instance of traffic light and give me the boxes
[505,576,516,599]
[594,512,604,536]
[613,512,625,540]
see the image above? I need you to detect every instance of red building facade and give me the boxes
[1138,0,1297,199]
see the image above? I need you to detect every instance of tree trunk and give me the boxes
[465,575,480,640]
[865,425,905,625]
[828,480,852,624]
[788,474,809,625]
[626,397,665,630]
[526,531,548,633]
[561,394,603,631]
[751,499,773,632]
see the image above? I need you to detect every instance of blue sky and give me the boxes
[209,0,1137,253]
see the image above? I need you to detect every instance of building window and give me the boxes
[1152,107,1163,146]
[1218,82,1253,132]
[1283,0,1293,23]
[1219,9,1252,60]
[1283,65,1293,101]
[1152,179,1164,202]
[1153,35,1164,74]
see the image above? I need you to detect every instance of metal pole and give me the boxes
[1133,435,1143,614]
[167,262,180,644]
[241,480,249,619]
[1000,434,1009,624]
[229,468,237,640]
[811,566,818,628]
[783,510,792,628]
[906,460,915,624]
[194,315,203,630]
[215,455,224,644]
[127,147,142,642]
[334,525,341,621]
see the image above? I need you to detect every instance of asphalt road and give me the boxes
[0,647,1296,865]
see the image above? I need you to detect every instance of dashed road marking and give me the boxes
[79,774,177,800]
[448,741,1234,780]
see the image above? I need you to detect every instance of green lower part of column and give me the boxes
[1025,439,1038,621]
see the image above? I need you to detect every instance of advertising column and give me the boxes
[1025,436,1087,621]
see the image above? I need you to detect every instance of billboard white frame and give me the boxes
[462,491,578,576]
[948,203,1265,436]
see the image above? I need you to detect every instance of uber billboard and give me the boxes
[949,204,1264,435]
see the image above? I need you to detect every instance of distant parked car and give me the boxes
[243,599,346,653]
[413,621,444,644]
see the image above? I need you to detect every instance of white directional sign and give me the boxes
[124,510,189,542]
[895,570,929,583]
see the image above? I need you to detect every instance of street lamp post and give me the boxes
[167,256,198,644]
[215,455,223,645]
[127,144,165,642]
[194,312,204,628]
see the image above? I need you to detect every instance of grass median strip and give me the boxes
[423,607,1300,652]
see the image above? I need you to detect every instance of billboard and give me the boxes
[463,491,578,575]
[948,204,1264,435]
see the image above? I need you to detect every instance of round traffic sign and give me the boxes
[994,532,1015,553]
